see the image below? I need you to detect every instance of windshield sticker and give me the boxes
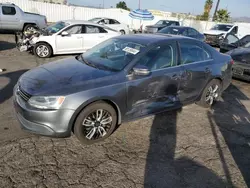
[122,47,140,55]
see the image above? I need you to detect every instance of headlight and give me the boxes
[28,96,65,109]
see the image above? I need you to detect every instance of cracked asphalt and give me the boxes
[1,34,250,188]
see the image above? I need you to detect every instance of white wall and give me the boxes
[0,0,247,32]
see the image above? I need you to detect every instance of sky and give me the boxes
[69,0,250,17]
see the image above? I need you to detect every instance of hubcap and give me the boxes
[36,45,49,57]
[205,84,219,105]
[82,109,112,140]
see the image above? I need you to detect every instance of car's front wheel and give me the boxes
[34,43,52,58]
[197,79,222,108]
[74,101,117,145]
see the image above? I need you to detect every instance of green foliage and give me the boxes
[214,9,231,22]
[116,1,130,11]
[199,0,213,21]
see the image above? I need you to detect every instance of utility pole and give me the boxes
[213,0,220,21]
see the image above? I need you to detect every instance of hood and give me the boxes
[19,57,116,95]
[227,47,250,56]
[203,30,227,35]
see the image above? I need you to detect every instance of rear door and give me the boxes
[82,25,108,51]
[178,40,213,104]
[1,5,20,30]
[125,41,184,120]
[55,24,84,53]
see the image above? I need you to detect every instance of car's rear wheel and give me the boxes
[74,101,117,145]
[197,79,221,108]
[34,43,52,58]
[23,24,37,32]
[120,30,125,35]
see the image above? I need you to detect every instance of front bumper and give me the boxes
[204,34,221,46]
[13,88,75,138]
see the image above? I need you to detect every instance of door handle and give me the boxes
[171,74,179,80]
[205,68,211,73]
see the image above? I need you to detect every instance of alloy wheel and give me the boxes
[82,109,112,140]
[36,45,49,57]
[205,84,219,105]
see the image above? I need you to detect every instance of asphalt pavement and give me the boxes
[0,34,250,188]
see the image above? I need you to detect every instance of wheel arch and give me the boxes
[196,77,223,101]
[35,41,54,55]
[69,98,122,133]
[22,22,37,31]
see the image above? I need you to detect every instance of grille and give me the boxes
[205,34,217,41]
[17,86,32,102]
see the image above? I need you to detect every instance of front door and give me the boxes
[55,24,84,53]
[178,40,213,104]
[1,5,20,30]
[125,42,183,120]
[220,33,239,53]
[82,25,108,51]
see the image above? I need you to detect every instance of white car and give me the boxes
[88,17,130,35]
[30,20,121,58]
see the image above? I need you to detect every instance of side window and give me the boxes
[179,42,211,64]
[84,25,107,33]
[2,6,16,15]
[188,28,198,36]
[64,25,83,34]
[231,26,238,35]
[137,44,176,71]
[181,29,188,36]
[103,19,110,24]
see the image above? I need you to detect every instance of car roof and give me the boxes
[62,20,102,26]
[167,26,191,29]
[113,34,191,46]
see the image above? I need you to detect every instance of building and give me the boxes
[30,0,67,4]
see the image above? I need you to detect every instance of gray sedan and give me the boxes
[13,34,232,144]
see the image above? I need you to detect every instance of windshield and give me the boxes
[211,24,233,31]
[88,18,102,23]
[158,27,186,35]
[155,20,171,25]
[80,38,145,71]
[45,21,69,34]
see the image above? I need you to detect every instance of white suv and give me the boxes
[89,17,129,35]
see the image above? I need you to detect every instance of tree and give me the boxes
[198,0,213,21]
[116,1,130,11]
[214,9,231,22]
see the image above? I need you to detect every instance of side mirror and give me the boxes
[61,31,69,36]
[133,65,151,76]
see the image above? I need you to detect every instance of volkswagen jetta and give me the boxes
[13,34,233,144]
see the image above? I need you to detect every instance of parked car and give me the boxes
[16,20,121,58]
[145,20,180,33]
[204,23,250,46]
[0,3,47,32]
[226,44,250,81]
[88,17,129,34]
[220,33,250,53]
[13,34,233,144]
[158,26,205,41]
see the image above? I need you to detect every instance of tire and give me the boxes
[197,79,222,108]
[120,30,125,35]
[23,24,37,32]
[74,101,117,145]
[33,42,52,58]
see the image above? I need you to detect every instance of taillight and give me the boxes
[230,59,234,65]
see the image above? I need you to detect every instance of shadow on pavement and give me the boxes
[144,110,230,188]
[0,41,16,51]
[0,70,28,104]
[209,84,250,187]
